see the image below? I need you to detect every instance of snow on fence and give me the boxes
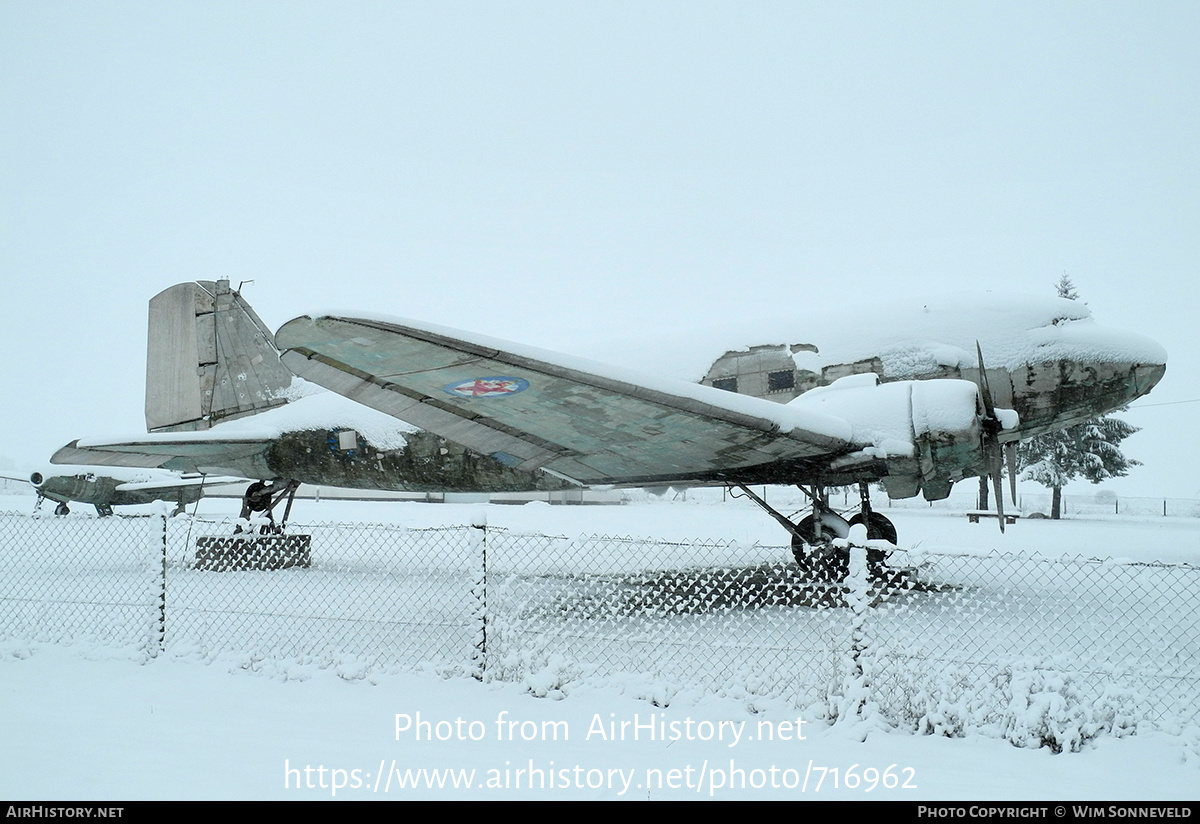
[2,510,1198,751]
[642,486,1200,519]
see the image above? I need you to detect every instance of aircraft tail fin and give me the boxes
[146,279,293,432]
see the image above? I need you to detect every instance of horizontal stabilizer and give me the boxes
[53,437,277,479]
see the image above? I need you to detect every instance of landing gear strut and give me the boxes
[730,481,897,580]
[236,479,301,534]
[846,481,898,544]
[196,478,312,572]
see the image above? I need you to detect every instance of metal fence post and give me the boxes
[837,544,871,723]
[155,512,167,656]
[469,514,488,680]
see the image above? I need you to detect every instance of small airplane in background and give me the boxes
[0,465,240,516]
[52,279,1166,576]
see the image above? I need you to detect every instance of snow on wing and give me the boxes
[274,314,854,486]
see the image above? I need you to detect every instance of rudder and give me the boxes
[145,279,293,432]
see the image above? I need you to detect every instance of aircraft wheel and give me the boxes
[848,512,897,544]
[54,503,70,516]
[790,512,850,577]
[96,504,114,517]
[847,512,896,579]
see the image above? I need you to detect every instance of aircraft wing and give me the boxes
[52,436,277,479]
[274,313,856,486]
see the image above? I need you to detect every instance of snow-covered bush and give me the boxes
[1001,661,1143,753]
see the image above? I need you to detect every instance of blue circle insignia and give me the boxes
[443,377,530,398]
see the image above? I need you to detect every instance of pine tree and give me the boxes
[1015,276,1141,518]
[1055,272,1079,301]
[1017,416,1140,518]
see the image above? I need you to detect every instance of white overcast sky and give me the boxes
[2,1,1197,497]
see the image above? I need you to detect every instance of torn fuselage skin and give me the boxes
[259,428,577,494]
[701,345,1164,500]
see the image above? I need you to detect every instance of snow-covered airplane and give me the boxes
[0,465,236,516]
[53,280,1166,574]
[270,296,1164,566]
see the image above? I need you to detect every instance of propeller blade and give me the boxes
[975,341,996,418]
[992,465,1006,534]
[1006,443,1018,505]
[976,342,1006,534]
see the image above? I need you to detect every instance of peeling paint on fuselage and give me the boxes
[701,347,1164,443]
[262,428,575,493]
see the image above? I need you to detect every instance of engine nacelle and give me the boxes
[893,379,991,500]
[790,375,999,501]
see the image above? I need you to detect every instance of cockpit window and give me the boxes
[768,370,795,392]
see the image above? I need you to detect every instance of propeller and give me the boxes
[1006,442,1018,507]
[975,342,1007,533]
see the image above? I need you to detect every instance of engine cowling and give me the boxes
[789,374,1003,501]
[903,379,991,500]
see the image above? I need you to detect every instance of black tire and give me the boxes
[790,513,850,577]
[792,513,896,581]
[847,512,896,579]
[54,503,69,516]
[848,512,898,544]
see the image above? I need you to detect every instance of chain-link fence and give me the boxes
[863,547,1200,749]
[633,486,1200,519]
[3,510,1198,749]
[0,511,163,649]
[163,517,487,676]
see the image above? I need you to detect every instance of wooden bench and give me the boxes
[966,511,1019,525]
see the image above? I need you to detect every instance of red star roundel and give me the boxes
[442,377,530,398]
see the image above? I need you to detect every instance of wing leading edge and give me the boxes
[274,314,855,487]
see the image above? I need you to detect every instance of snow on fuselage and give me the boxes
[687,294,1166,442]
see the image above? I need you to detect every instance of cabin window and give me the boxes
[767,370,795,392]
[713,377,738,393]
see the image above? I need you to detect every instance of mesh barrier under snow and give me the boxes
[0,512,162,649]
[163,518,484,675]
[2,511,1198,747]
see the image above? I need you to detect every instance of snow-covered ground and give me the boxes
[2,492,1198,800]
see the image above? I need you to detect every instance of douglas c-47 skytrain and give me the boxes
[53,280,1165,577]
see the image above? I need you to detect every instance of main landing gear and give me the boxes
[195,478,311,572]
[731,481,897,581]
[34,496,72,517]
[236,478,302,534]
